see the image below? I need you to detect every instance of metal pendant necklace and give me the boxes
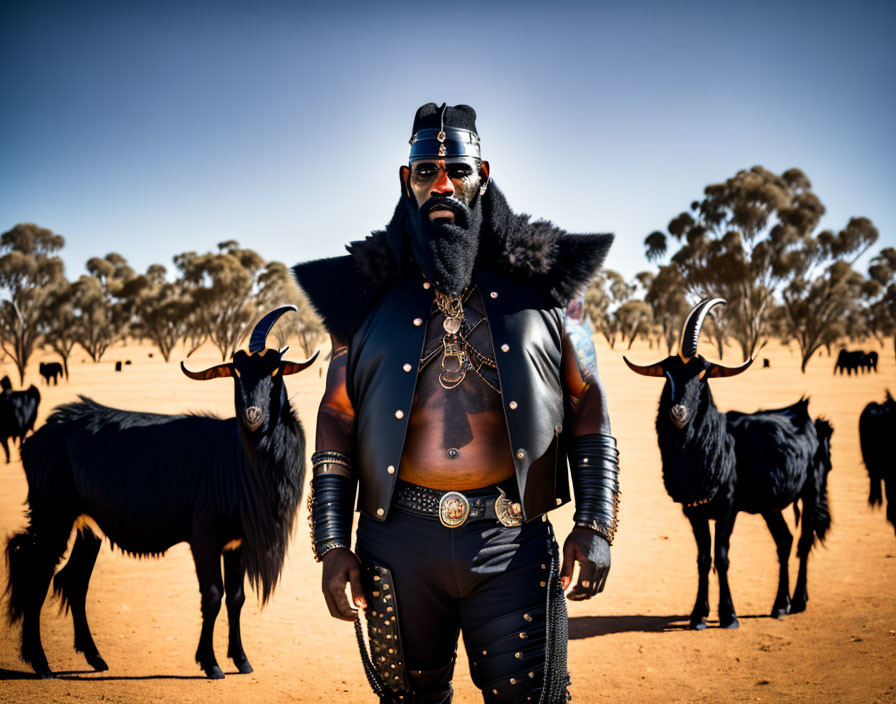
[434,290,466,389]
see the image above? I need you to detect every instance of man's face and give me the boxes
[400,158,489,222]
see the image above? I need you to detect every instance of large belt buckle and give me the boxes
[495,487,523,527]
[439,491,470,527]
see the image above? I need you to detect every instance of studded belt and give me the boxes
[393,481,524,528]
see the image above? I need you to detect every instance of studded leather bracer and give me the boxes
[568,433,620,545]
[308,474,356,561]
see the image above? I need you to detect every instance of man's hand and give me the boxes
[321,547,366,621]
[560,527,611,601]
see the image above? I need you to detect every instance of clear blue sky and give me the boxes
[2,0,894,284]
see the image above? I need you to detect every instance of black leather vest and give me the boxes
[346,271,569,522]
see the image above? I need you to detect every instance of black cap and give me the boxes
[408,102,481,162]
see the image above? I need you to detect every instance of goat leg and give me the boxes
[762,511,792,619]
[791,518,814,614]
[53,531,107,671]
[714,513,739,629]
[223,547,253,674]
[191,539,225,679]
[686,512,711,630]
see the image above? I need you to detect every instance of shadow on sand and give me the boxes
[569,612,780,639]
[0,666,213,681]
[569,614,690,638]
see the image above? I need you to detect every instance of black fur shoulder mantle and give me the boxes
[292,184,614,341]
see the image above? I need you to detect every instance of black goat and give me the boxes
[5,307,317,678]
[860,391,896,535]
[862,351,879,373]
[39,362,64,385]
[0,384,41,464]
[835,349,872,375]
[626,299,833,629]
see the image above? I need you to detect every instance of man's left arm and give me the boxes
[559,316,620,601]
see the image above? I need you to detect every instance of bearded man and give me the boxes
[292,103,619,704]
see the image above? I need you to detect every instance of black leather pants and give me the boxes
[356,500,558,704]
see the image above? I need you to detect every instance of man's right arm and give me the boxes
[310,335,366,621]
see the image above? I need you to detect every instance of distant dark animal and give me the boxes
[762,358,771,368]
[860,391,896,535]
[834,349,878,376]
[0,385,41,464]
[626,298,833,629]
[148,353,154,358]
[835,349,866,375]
[125,360,132,366]
[5,307,318,678]
[1,376,11,392]
[39,362,64,386]
[861,351,878,373]
[114,361,122,372]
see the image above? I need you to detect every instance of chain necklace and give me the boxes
[434,290,466,389]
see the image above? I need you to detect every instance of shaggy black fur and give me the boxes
[292,183,613,341]
[0,384,40,463]
[649,357,833,629]
[4,353,306,679]
[860,391,896,535]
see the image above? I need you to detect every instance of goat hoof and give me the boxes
[771,608,788,620]
[790,598,807,614]
[720,617,739,629]
[235,659,254,674]
[689,620,707,631]
[87,654,109,672]
[205,665,225,679]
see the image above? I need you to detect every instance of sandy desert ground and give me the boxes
[0,336,894,704]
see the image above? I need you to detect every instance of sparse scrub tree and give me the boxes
[0,224,65,384]
[777,217,878,371]
[645,166,827,359]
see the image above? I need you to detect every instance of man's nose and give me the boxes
[431,167,454,196]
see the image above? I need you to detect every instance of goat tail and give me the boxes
[5,530,41,626]
[809,417,834,544]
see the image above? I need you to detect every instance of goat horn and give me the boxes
[707,357,754,378]
[281,350,321,375]
[679,297,725,362]
[623,356,665,377]
[249,305,298,354]
[180,361,234,381]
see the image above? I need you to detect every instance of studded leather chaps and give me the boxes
[355,493,570,703]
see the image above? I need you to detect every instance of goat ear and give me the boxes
[706,357,754,378]
[180,361,234,381]
[623,356,666,377]
[281,350,321,376]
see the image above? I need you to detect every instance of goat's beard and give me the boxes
[405,192,483,297]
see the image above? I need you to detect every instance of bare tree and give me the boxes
[0,224,65,384]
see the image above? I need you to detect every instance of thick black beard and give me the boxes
[404,192,483,297]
